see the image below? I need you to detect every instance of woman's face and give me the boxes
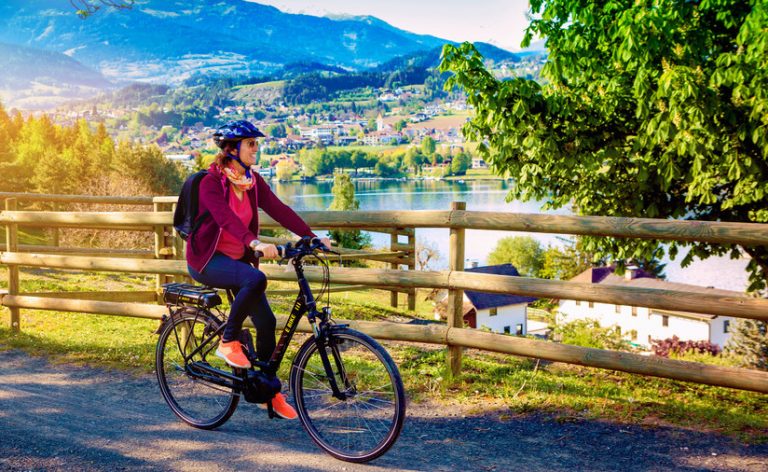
[234,138,259,167]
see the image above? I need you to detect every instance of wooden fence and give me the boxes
[1,192,768,394]
[0,192,416,308]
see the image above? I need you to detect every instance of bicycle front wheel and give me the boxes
[155,309,239,429]
[290,328,406,463]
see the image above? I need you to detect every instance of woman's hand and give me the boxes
[254,242,279,259]
[319,237,332,250]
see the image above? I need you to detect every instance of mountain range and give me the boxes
[0,0,520,101]
[0,41,111,109]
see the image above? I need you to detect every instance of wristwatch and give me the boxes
[249,239,261,251]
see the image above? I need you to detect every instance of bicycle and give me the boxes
[154,236,406,463]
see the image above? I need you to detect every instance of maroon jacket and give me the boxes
[186,163,316,273]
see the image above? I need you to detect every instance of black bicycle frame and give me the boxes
[176,254,346,398]
[264,257,346,399]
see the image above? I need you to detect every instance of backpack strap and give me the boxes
[188,171,210,239]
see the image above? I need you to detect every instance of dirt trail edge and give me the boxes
[0,349,765,472]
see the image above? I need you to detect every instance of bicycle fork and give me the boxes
[294,275,349,401]
[313,329,350,401]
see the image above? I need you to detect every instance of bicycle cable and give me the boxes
[311,250,331,314]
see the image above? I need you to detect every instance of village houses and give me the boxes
[435,264,540,336]
[558,266,737,348]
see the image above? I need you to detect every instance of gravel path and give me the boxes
[0,349,765,472]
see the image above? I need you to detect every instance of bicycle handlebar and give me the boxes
[253,236,336,260]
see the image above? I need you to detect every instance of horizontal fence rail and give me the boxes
[0,192,156,205]
[2,294,766,393]
[2,253,766,323]
[2,196,768,395]
[4,210,768,246]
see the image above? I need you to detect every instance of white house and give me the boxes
[471,157,488,169]
[164,153,195,169]
[300,127,334,145]
[558,267,737,348]
[436,264,537,335]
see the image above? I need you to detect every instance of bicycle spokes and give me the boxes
[291,329,405,462]
[156,312,240,429]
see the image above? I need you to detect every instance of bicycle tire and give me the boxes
[290,327,406,463]
[155,309,239,429]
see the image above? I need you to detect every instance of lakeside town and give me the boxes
[46,88,488,179]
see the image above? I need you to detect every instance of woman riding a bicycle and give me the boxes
[185,119,330,419]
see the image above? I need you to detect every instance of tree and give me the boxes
[112,141,184,195]
[440,1,768,291]
[404,147,426,174]
[450,151,471,176]
[416,238,441,271]
[328,173,371,250]
[725,320,768,371]
[0,102,13,164]
[334,151,352,172]
[266,123,287,138]
[350,150,375,175]
[275,160,296,181]
[329,173,358,211]
[374,160,398,177]
[394,119,408,132]
[71,0,134,18]
[298,148,323,177]
[420,136,436,156]
[540,237,598,281]
[487,236,544,277]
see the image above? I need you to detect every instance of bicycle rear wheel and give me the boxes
[290,328,406,463]
[155,309,239,429]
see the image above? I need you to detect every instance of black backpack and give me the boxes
[173,170,210,241]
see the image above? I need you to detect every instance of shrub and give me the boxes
[651,336,721,358]
[553,319,630,351]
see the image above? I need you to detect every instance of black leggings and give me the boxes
[188,253,276,362]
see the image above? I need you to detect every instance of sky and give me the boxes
[248,0,533,51]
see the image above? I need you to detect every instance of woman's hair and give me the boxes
[214,140,238,168]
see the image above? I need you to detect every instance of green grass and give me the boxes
[393,347,767,441]
[1,267,766,441]
[232,80,286,90]
[442,168,504,181]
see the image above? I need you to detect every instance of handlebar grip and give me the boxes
[254,250,264,258]
[309,236,331,252]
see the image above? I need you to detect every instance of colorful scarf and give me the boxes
[223,164,256,192]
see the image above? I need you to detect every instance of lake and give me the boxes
[271,179,749,292]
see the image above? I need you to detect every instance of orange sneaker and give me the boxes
[270,393,298,420]
[215,340,251,369]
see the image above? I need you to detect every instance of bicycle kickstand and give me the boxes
[267,401,278,419]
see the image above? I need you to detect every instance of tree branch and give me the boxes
[70,0,134,19]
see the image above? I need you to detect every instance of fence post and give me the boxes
[51,202,60,248]
[446,201,466,377]
[389,232,399,308]
[406,228,417,311]
[5,198,20,332]
[153,201,175,297]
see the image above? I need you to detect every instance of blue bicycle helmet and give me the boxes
[213,120,266,148]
